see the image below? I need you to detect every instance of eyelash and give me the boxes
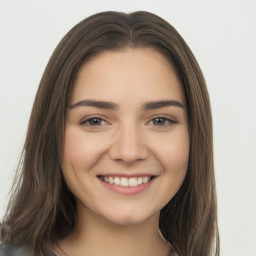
[80,116,177,127]
[80,117,109,127]
[147,117,177,126]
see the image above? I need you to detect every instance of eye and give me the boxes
[148,117,177,126]
[80,117,109,127]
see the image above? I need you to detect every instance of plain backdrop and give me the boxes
[0,0,255,255]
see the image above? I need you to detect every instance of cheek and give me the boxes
[61,127,107,199]
[156,128,189,190]
[167,134,189,170]
[62,127,105,170]
[157,128,189,168]
[62,130,87,169]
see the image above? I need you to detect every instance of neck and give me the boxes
[57,204,170,256]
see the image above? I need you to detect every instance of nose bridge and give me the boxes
[109,121,148,163]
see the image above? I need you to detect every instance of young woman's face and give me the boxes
[62,48,189,226]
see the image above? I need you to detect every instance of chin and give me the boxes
[100,208,158,227]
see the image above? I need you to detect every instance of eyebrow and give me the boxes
[69,99,185,110]
[142,100,185,110]
[69,100,119,110]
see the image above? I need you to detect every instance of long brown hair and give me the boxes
[2,11,219,255]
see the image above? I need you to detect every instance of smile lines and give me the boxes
[98,175,153,187]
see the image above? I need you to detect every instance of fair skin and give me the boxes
[57,48,189,256]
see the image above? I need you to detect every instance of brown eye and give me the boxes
[149,117,177,126]
[88,118,103,126]
[80,117,108,126]
[152,118,166,125]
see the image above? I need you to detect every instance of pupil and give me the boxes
[154,118,164,125]
[90,118,100,125]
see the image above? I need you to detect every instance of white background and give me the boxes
[0,0,255,255]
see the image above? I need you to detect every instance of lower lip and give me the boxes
[98,178,156,195]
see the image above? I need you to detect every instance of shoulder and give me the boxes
[0,243,32,256]
[0,243,57,256]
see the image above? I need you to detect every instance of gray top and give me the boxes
[0,243,55,256]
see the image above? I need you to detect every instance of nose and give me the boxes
[109,125,148,164]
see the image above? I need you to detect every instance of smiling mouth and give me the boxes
[98,175,155,187]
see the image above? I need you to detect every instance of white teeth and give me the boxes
[128,177,138,187]
[142,176,149,184]
[100,176,152,187]
[109,177,114,184]
[114,177,120,185]
[120,177,129,187]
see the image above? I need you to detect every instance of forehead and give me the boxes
[70,48,185,106]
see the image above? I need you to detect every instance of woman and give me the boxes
[0,11,219,256]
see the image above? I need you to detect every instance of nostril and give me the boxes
[109,143,148,164]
